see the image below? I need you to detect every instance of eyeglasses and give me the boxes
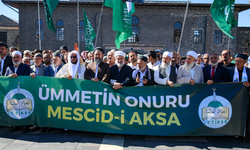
[71,56,77,59]
[235,60,243,63]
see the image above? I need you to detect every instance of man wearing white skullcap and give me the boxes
[177,51,203,85]
[56,51,86,79]
[110,51,133,90]
[154,51,177,87]
[4,51,31,77]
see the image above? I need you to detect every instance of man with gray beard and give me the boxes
[154,51,177,87]
[203,53,230,84]
[177,51,204,85]
[132,55,157,86]
[84,47,110,83]
[5,51,30,77]
[110,51,132,90]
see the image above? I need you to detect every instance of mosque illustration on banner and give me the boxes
[3,82,35,120]
[198,88,232,129]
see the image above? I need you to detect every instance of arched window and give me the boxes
[56,20,64,41]
[36,20,43,41]
[174,22,181,43]
[79,20,85,42]
[128,16,139,43]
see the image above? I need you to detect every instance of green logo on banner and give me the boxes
[198,88,232,128]
[3,83,35,120]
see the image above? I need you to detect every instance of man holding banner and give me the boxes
[56,51,86,79]
[177,51,203,85]
[84,47,110,83]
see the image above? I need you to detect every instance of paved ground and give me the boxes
[0,127,250,150]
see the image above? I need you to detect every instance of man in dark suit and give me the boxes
[84,47,110,83]
[203,53,230,85]
[0,42,13,76]
[4,51,30,77]
[154,51,177,87]
[132,55,157,86]
[110,51,133,89]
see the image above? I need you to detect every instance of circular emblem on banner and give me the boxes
[3,83,34,120]
[198,88,232,129]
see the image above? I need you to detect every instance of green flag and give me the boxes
[104,0,135,49]
[83,9,96,51]
[43,0,59,33]
[210,0,237,39]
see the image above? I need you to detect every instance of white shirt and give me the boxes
[128,63,137,70]
[1,55,7,76]
[147,61,161,71]
[95,63,99,78]
[136,69,147,86]
[14,66,19,74]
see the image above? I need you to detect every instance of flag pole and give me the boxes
[227,37,231,50]
[177,0,190,54]
[38,0,41,50]
[77,0,80,51]
[95,3,104,47]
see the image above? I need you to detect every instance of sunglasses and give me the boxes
[71,56,77,59]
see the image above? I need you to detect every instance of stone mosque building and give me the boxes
[1,0,250,56]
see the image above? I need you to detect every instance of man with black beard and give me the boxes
[110,51,132,90]
[177,51,203,85]
[203,53,230,84]
[5,51,30,77]
[132,55,157,86]
[84,47,110,83]
[56,51,86,79]
[154,51,177,87]
[128,50,138,70]
[219,50,235,68]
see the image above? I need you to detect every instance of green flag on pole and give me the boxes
[83,9,96,51]
[210,0,237,39]
[43,0,59,33]
[104,0,135,49]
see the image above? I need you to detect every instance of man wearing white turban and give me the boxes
[56,51,86,79]
[154,51,177,87]
[4,51,31,77]
[110,51,133,90]
[177,51,203,84]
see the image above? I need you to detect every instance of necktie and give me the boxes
[211,66,215,79]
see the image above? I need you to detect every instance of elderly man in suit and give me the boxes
[5,51,30,77]
[203,53,230,85]
[154,51,177,87]
[30,53,51,78]
[110,51,132,90]
[56,51,85,79]
[228,54,250,85]
[177,51,203,85]
[0,42,13,76]
[84,47,110,83]
[132,55,157,86]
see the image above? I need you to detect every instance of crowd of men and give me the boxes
[1,42,250,89]
[1,41,250,133]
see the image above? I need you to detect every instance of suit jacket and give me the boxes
[4,63,30,76]
[1,55,13,76]
[84,61,110,83]
[50,64,63,77]
[228,66,250,82]
[132,66,157,86]
[203,65,230,83]
[110,64,132,86]
[31,64,49,76]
